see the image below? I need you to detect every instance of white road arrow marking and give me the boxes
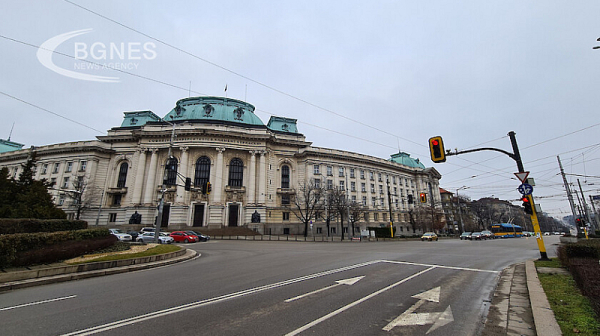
[285,276,364,302]
[383,286,453,333]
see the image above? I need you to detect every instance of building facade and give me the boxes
[0,96,442,236]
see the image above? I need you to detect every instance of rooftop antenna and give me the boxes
[188,81,192,97]
[8,122,15,141]
[245,84,247,102]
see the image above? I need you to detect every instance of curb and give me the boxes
[525,260,562,336]
[0,248,199,293]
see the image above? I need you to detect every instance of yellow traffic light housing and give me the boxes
[420,193,427,203]
[428,136,446,163]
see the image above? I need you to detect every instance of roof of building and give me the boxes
[120,111,162,127]
[162,96,264,126]
[389,152,426,169]
[267,116,299,134]
[0,138,24,153]
[439,188,453,194]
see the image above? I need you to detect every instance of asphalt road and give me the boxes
[1,235,560,336]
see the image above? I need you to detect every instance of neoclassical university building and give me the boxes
[0,96,442,236]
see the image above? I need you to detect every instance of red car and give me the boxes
[169,231,199,243]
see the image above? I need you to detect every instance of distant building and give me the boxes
[0,96,442,236]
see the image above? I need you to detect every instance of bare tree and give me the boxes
[328,187,349,240]
[291,180,323,237]
[348,201,366,236]
[65,175,100,220]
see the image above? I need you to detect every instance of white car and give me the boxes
[109,229,132,242]
[136,232,174,244]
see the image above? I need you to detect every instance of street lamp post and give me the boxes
[154,117,176,243]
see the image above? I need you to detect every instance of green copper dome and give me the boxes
[163,96,264,126]
[389,152,425,169]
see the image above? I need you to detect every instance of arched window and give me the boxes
[228,158,244,187]
[194,156,211,188]
[117,162,128,188]
[165,157,178,186]
[281,165,290,189]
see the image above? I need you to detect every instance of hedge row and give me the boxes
[0,228,112,268]
[558,239,600,317]
[0,218,87,234]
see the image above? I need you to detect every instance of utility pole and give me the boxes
[427,176,435,232]
[345,167,352,238]
[557,156,579,234]
[386,179,394,238]
[578,179,594,233]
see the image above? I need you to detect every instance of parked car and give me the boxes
[169,231,199,243]
[421,232,438,241]
[460,232,472,240]
[481,230,494,239]
[471,232,485,240]
[139,227,155,234]
[136,232,174,244]
[544,232,550,236]
[185,231,210,242]
[109,229,132,242]
[522,231,532,237]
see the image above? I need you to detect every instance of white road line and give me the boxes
[0,295,77,312]
[379,260,499,273]
[61,260,380,336]
[284,267,436,336]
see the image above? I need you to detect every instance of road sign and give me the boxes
[514,172,530,183]
[518,183,533,195]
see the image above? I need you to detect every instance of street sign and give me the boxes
[514,172,530,183]
[518,183,533,195]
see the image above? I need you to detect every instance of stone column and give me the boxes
[143,148,159,204]
[258,151,266,204]
[248,150,256,204]
[131,148,147,205]
[176,147,189,204]
[213,147,225,204]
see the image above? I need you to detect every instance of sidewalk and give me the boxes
[0,248,198,292]
[483,260,561,335]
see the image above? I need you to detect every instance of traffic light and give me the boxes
[184,178,191,191]
[428,136,446,163]
[420,193,427,203]
[575,217,582,226]
[522,196,533,214]
[206,181,212,195]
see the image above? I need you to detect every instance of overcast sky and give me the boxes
[1,0,599,220]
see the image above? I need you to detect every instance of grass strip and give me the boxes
[71,245,181,264]
[535,262,600,335]
[535,258,563,268]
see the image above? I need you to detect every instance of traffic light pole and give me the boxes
[442,131,549,261]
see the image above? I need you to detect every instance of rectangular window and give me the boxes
[383,213,388,222]
[50,178,56,187]
[362,196,367,206]
[314,179,321,189]
[283,212,290,221]
[378,173,382,182]
[113,194,122,206]
[379,185,383,194]
[370,171,374,181]
[327,166,333,176]
[79,160,87,172]
[339,167,344,177]
[351,195,356,202]
[393,176,396,184]
[364,212,369,222]
[394,187,397,195]
[339,180,345,191]
[327,180,333,190]
[350,168,355,178]
[360,170,365,179]
[316,227,322,234]
[53,163,60,174]
[361,183,366,192]
[41,163,48,175]
[380,197,385,206]
[314,165,320,175]
[109,213,117,222]
[281,194,290,205]
[374,213,379,221]
[62,177,70,189]
[331,227,336,234]
[66,162,73,173]
[58,194,65,205]
[372,197,376,207]
[370,184,375,193]
[351,181,356,192]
